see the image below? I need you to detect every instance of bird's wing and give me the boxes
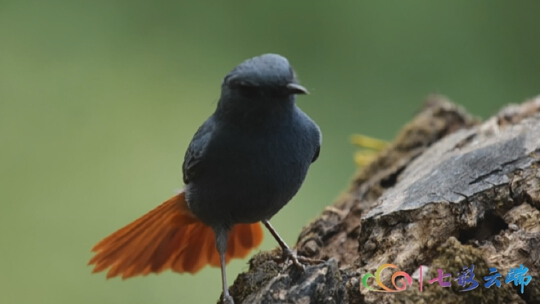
[311,120,322,163]
[296,108,322,164]
[183,118,214,184]
[311,145,320,163]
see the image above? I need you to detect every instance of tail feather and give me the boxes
[89,190,264,279]
[228,222,263,261]
[237,221,262,251]
[174,224,209,273]
[206,227,221,267]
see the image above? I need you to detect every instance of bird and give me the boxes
[88,53,322,304]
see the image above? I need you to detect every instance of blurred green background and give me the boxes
[1,1,539,303]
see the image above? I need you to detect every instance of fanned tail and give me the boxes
[88,190,264,279]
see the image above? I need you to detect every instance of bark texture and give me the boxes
[224,95,540,304]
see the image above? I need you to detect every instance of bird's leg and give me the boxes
[263,220,323,270]
[214,228,234,304]
[262,219,301,268]
[219,251,234,304]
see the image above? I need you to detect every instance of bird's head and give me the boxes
[220,54,308,105]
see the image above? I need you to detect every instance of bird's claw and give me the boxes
[273,247,325,271]
[221,294,235,304]
[283,247,305,271]
[297,255,326,265]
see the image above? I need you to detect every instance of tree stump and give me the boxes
[225,95,540,304]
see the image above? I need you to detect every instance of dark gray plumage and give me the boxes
[182,54,321,303]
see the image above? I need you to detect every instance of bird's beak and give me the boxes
[286,83,309,95]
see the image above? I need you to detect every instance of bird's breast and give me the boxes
[186,117,314,226]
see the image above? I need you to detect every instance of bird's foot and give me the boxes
[263,220,325,271]
[221,294,235,304]
[274,247,325,271]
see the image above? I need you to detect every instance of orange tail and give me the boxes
[88,191,263,279]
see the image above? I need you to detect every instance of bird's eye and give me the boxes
[223,75,245,87]
[230,79,253,88]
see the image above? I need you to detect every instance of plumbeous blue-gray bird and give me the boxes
[89,53,322,304]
